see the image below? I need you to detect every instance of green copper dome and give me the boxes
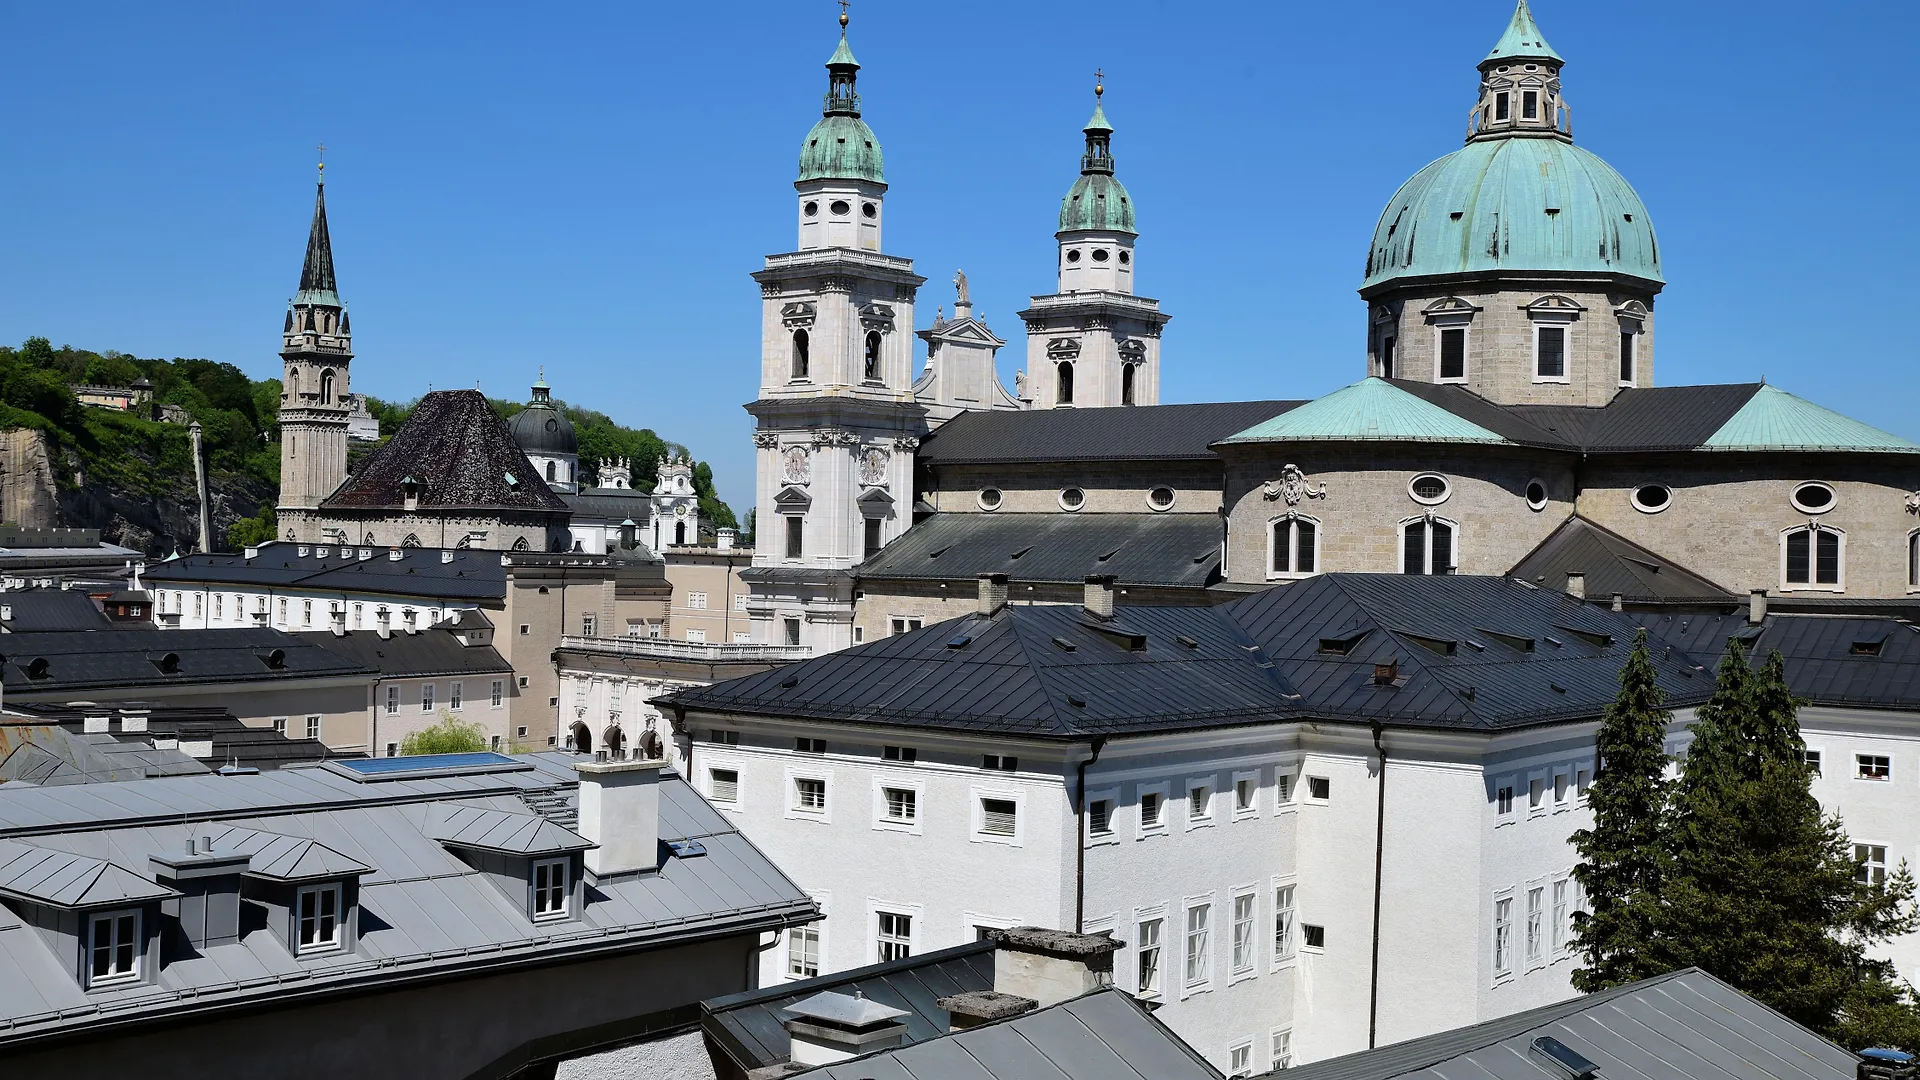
[799,114,885,184]
[1363,131,1661,291]
[1057,101,1136,235]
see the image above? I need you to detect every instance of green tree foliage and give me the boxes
[398,714,489,755]
[227,503,277,549]
[1569,628,1673,991]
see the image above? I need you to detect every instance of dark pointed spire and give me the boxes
[295,181,340,307]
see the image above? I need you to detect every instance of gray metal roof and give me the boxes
[0,839,178,907]
[919,400,1301,465]
[147,543,510,603]
[427,802,595,855]
[1262,968,1854,1080]
[297,627,514,678]
[0,589,112,632]
[787,989,912,1027]
[798,988,1221,1080]
[1508,516,1733,605]
[0,628,374,695]
[0,754,813,1043]
[856,512,1223,588]
[1645,610,1920,712]
[704,941,995,1072]
[1384,382,1767,453]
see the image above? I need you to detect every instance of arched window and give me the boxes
[791,329,810,380]
[1401,516,1456,575]
[1056,361,1074,404]
[1270,515,1319,579]
[864,331,882,381]
[1121,363,1136,406]
[1782,525,1843,590]
[546,461,556,482]
[569,722,592,754]
[319,369,335,405]
[675,521,687,546]
[512,536,532,551]
[603,726,626,759]
[401,533,421,548]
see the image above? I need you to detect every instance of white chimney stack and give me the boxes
[716,527,735,550]
[984,926,1120,1007]
[1749,589,1768,625]
[1082,575,1116,620]
[977,572,1009,617]
[573,758,663,878]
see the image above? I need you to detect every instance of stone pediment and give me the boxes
[773,485,813,510]
[856,486,896,510]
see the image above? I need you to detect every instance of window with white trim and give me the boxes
[491,679,504,708]
[305,716,321,740]
[686,591,708,610]
[1803,749,1822,776]
[1234,773,1257,817]
[1857,844,1889,888]
[532,858,569,921]
[449,682,463,711]
[1187,780,1213,826]
[1496,781,1515,817]
[1401,516,1455,575]
[87,910,141,987]
[1551,877,1570,954]
[1139,787,1166,833]
[1230,891,1257,975]
[1229,1041,1254,1079]
[1136,916,1163,996]
[1783,525,1843,589]
[979,797,1017,837]
[1525,886,1544,965]
[1273,882,1296,959]
[794,776,827,812]
[1271,1030,1293,1071]
[883,786,917,823]
[421,684,435,712]
[1269,515,1318,578]
[708,768,739,804]
[1529,776,1546,811]
[877,910,912,962]
[1909,530,1920,590]
[1858,755,1891,782]
[296,883,343,954]
[1534,324,1567,380]
[1492,895,1515,975]
[1088,798,1113,836]
[786,924,820,979]
[1184,901,1212,989]
[1436,325,1467,381]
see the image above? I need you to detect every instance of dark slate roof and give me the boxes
[1642,610,1920,712]
[0,628,373,694]
[919,400,1301,464]
[661,575,1721,738]
[800,988,1221,1080]
[1262,967,1854,1080]
[0,589,112,632]
[562,489,654,525]
[297,628,512,678]
[856,513,1223,588]
[1383,381,1765,453]
[146,543,509,602]
[321,390,569,513]
[1508,516,1733,604]
[703,941,994,1072]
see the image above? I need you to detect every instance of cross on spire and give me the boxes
[838,0,849,29]
[316,143,326,185]
[1094,69,1104,98]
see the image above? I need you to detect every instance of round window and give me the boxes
[1059,487,1086,512]
[1118,250,1131,264]
[977,488,1003,512]
[861,202,877,219]
[1147,487,1175,512]
[1631,484,1672,513]
[1066,249,1082,263]
[1409,474,1450,505]
[1092,249,1111,262]
[829,200,851,216]
[1525,479,1548,511]
[1790,482,1836,514]
[803,201,819,217]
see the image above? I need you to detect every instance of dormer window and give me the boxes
[87,910,142,988]
[532,858,570,921]
[295,883,343,954]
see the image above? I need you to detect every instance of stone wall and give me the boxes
[922,460,1223,515]
[0,429,57,528]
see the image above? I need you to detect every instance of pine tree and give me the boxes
[1569,628,1673,991]
[1658,646,1920,1040]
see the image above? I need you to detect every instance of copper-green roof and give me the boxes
[1699,385,1920,453]
[799,114,885,184]
[827,33,858,69]
[1486,0,1563,65]
[1059,172,1134,234]
[1219,378,1512,445]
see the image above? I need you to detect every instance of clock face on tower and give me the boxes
[781,446,812,484]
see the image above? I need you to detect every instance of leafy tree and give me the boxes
[227,504,277,549]
[1569,628,1673,991]
[399,714,489,755]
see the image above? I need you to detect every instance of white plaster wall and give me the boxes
[556,1029,715,1080]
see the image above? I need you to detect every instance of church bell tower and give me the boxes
[276,164,354,531]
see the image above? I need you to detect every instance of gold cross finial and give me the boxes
[1094,69,1104,99]
[316,143,327,184]
[838,0,849,29]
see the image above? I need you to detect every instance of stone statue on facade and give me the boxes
[1263,464,1327,505]
[953,269,969,306]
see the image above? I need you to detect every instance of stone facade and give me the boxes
[278,508,561,553]
[923,461,1224,516]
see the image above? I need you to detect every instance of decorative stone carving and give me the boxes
[752,431,781,449]
[1014,371,1029,399]
[892,435,920,452]
[858,446,890,486]
[1118,338,1147,362]
[781,445,811,485]
[1046,337,1082,360]
[821,276,855,294]
[1906,491,1920,515]
[1263,464,1328,505]
[810,427,859,449]
[780,301,817,329]
[859,302,895,332]
[1023,319,1047,335]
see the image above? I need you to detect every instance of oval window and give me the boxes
[977,488,1003,512]
[1790,482,1836,514]
[1092,249,1111,262]
[1631,484,1672,513]
[1409,474,1450,505]
[1147,487,1175,512]
[1525,479,1548,511]
[1059,487,1086,512]
[1066,249,1082,263]
[1118,250,1131,264]
[803,201,819,217]
[861,202,877,219]
[829,200,851,216]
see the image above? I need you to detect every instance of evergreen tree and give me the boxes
[1569,628,1673,991]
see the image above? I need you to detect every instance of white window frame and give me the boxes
[295,882,344,955]
[1086,786,1120,847]
[1304,774,1331,805]
[1133,907,1167,998]
[1908,529,1920,593]
[1857,842,1890,888]
[706,762,742,808]
[1270,1029,1294,1072]
[1551,767,1571,810]
[1551,874,1571,959]
[1492,888,1515,980]
[1780,524,1846,593]
[687,591,708,610]
[786,922,822,980]
[1274,767,1297,811]
[1495,776,1516,822]
[872,776,924,835]
[971,787,1025,846]
[1228,1040,1255,1079]
[531,857,570,922]
[1432,322,1470,384]
[1231,769,1260,820]
[1856,754,1892,783]
[1137,781,1170,838]
[1229,885,1259,982]
[449,682,463,712]
[421,683,435,712]
[1185,777,1216,829]
[1398,514,1459,576]
[1181,894,1215,997]
[1527,772,1548,816]
[86,909,142,988]
[491,679,504,708]
[786,768,832,822]
[871,903,921,965]
[305,715,321,741]
[1524,882,1546,969]
[1271,876,1297,969]
[1266,514,1321,581]
[1530,320,1572,384]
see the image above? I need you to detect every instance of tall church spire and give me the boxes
[276,160,355,523]
[296,180,340,307]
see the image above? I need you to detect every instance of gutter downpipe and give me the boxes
[1369,720,1387,1049]
[1074,736,1107,932]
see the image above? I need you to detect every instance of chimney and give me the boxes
[244,546,259,560]
[388,549,404,562]
[574,758,663,877]
[717,527,735,550]
[1748,588,1768,625]
[1373,659,1399,686]
[937,990,1036,1032]
[977,572,1009,616]
[440,550,454,565]
[783,991,911,1068]
[330,608,346,637]
[0,605,11,623]
[1565,572,1585,600]
[1610,593,1624,613]
[1082,575,1116,620]
[150,837,250,951]
[1860,1049,1918,1080]
[983,926,1120,1008]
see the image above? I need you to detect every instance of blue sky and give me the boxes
[1,2,1914,509]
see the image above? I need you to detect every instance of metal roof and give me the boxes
[856,512,1223,589]
[919,400,1300,465]
[1508,516,1733,604]
[1646,610,1920,713]
[0,628,374,695]
[0,590,112,632]
[704,941,995,1073]
[426,802,595,855]
[0,839,178,907]
[146,543,510,603]
[799,988,1221,1080]
[1700,385,1920,453]
[0,755,813,1042]
[786,989,912,1027]
[1485,0,1562,64]
[1220,379,1512,445]
[1264,968,1853,1080]
[297,627,513,678]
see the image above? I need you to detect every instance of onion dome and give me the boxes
[1057,86,1135,235]
[506,375,577,456]
[797,13,885,184]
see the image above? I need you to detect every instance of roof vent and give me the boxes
[1175,635,1199,649]
[1852,636,1888,657]
[441,551,454,565]
[780,675,799,689]
[947,635,972,650]
[259,648,286,670]
[1476,629,1536,653]
[1558,626,1614,649]
[359,548,372,560]
[244,546,259,560]
[1318,630,1370,656]
[1373,660,1399,686]
[25,656,49,679]
[1529,1036,1599,1080]
[297,546,310,557]
[1066,694,1087,708]
[1051,636,1077,652]
[148,653,179,675]
[388,549,404,562]
[1402,633,1456,657]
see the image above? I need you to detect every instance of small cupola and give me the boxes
[782,990,911,1068]
[1470,0,1569,142]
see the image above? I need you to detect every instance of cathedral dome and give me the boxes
[1362,136,1661,292]
[798,114,885,184]
[507,380,576,456]
[1056,101,1136,235]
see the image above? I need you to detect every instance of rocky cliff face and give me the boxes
[0,430,58,529]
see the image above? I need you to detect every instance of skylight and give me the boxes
[1317,630,1370,656]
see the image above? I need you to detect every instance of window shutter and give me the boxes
[981,798,1017,836]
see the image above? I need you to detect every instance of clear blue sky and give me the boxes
[2,2,1914,510]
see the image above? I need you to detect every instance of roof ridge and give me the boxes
[1001,609,1094,738]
